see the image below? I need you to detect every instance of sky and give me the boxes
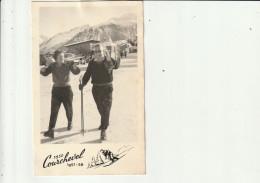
[40,6,137,38]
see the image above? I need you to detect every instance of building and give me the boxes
[64,40,100,55]
[115,40,131,53]
[129,46,137,53]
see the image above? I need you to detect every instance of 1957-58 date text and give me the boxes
[67,163,84,167]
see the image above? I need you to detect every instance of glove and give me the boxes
[65,60,74,66]
[40,67,46,72]
[79,84,83,90]
[46,57,55,67]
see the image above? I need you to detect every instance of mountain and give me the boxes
[39,35,49,45]
[40,13,137,54]
[40,24,90,54]
[105,13,137,26]
[66,23,137,45]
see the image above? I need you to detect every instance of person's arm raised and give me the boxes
[40,62,54,76]
[111,57,120,70]
[104,50,120,70]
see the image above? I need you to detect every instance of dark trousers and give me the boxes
[48,86,73,130]
[92,84,113,130]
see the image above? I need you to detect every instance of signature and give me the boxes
[87,145,133,169]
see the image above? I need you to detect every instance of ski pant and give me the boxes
[48,86,73,130]
[92,84,113,130]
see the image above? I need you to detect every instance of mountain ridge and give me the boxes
[40,13,137,54]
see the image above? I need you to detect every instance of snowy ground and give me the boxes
[40,53,139,144]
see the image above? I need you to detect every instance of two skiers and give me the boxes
[41,45,120,141]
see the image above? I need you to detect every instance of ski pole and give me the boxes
[79,75,85,136]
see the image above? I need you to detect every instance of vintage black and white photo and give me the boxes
[32,1,144,175]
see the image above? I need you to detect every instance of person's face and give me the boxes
[93,45,105,61]
[56,53,64,63]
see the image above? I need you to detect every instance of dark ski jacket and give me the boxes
[82,58,120,86]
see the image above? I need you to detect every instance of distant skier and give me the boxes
[40,49,80,138]
[120,51,123,58]
[124,50,127,58]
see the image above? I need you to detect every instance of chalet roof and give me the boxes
[64,39,100,47]
[102,42,117,46]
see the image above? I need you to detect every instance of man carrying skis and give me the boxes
[79,44,120,141]
[40,49,80,138]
